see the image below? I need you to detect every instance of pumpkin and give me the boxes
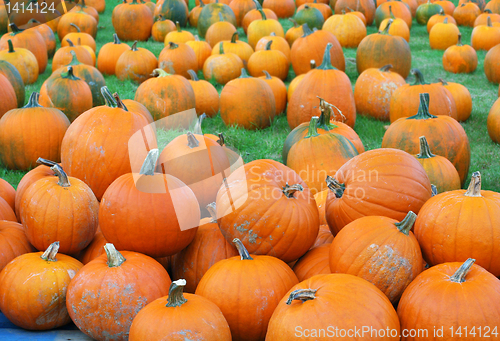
[344,7,368,24]
[485,44,500,84]
[71,0,100,22]
[429,17,459,50]
[297,0,333,20]
[115,41,158,84]
[263,0,295,18]
[203,43,244,85]
[416,0,442,24]
[165,21,195,44]
[230,0,257,26]
[220,68,276,129]
[0,60,25,108]
[242,6,278,34]
[414,173,500,276]
[203,132,244,170]
[187,70,219,118]
[356,20,411,78]
[474,9,500,26]
[195,238,299,341]
[453,2,480,27]
[120,98,154,124]
[211,32,254,68]
[216,160,319,262]
[297,0,330,5]
[112,0,153,41]
[0,195,16,222]
[66,244,171,340]
[266,274,400,340]
[335,0,376,25]
[205,15,237,47]
[60,23,96,51]
[375,2,413,29]
[287,116,358,195]
[61,87,154,200]
[0,39,38,85]
[171,204,238,293]
[247,8,284,49]
[152,15,176,42]
[312,223,333,247]
[354,64,406,121]
[488,96,500,143]
[186,36,212,70]
[471,16,500,51]
[57,9,98,40]
[0,77,16,122]
[438,78,472,122]
[258,70,287,115]
[135,69,195,122]
[329,212,423,304]
[294,5,324,30]
[323,10,367,48]
[20,19,57,58]
[100,150,199,258]
[129,279,231,341]
[0,23,48,74]
[159,42,197,78]
[434,0,455,15]
[383,93,471,185]
[158,131,230,212]
[288,44,355,129]
[96,34,130,75]
[0,92,70,171]
[398,259,500,340]
[255,33,291,61]
[155,0,189,27]
[292,245,330,282]
[0,221,33,271]
[379,14,411,42]
[325,148,433,235]
[0,3,7,35]
[389,69,457,122]
[0,242,83,330]
[0,178,15,212]
[427,9,456,33]
[197,0,237,38]
[52,38,94,73]
[486,0,500,13]
[248,41,289,80]
[78,231,107,265]
[458,0,485,11]
[285,18,304,46]
[189,2,205,27]
[413,136,461,193]
[443,33,477,74]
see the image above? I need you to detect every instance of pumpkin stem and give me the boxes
[317,43,335,70]
[379,64,393,72]
[326,175,345,198]
[230,32,239,43]
[105,243,126,267]
[411,69,428,85]
[288,18,299,27]
[66,51,81,66]
[485,9,492,13]
[487,16,492,27]
[175,21,181,32]
[310,59,316,69]
[302,23,313,37]
[219,40,225,55]
[262,70,272,79]
[233,238,253,260]
[394,211,417,235]
[169,41,179,49]
[257,8,267,20]
[60,66,80,82]
[8,23,24,34]
[206,202,217,223]
[443,17,448,24]
[113,33,122,44]
[217,133,226,146]
[438,78,448,86]
[188,69,199,81]
[389,5,395,19]
[282,183,304,198]
[166,279,188,307]
[24,92,43,108]
[70,23,82,32]
[6,39,14,53]
[40,241,60,262]
[438,8,444,15]
[240,68,251,78]
[270,32,276,36]
[100,86,118,108]
[51,164,71,187]
[194,113,206,134]
[152,68,171,78]
[431,184,438,196]
[113,93,129,111]
[408,93,437,120]
[464,171,482,197]
[187,132,200,148]
[305,116,320,138]
[265,40,273,50]
[417,136,435,159]
[66,38,75,47]
[131,41,139,51]
[317,98,339,130]
[36,158,57,167]
[218,12,224,22]
[286,289,317,305]
[200,0,205,5]
[139,149,159,176]
[380,19,393,34]
[450,258,475,283]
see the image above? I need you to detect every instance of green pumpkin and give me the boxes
[416,0,443,25]
[197,0,237,38]
[157,0,189,27]
[294,5,324,30]
[0,60,25,108]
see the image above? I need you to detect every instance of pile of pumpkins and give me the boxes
[0,0,500,340]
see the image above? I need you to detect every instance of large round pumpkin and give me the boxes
[112,0,154,41]
[0,60,25,108]
[96,33,130,76]
[155,0,189,27]
[0,221,33,271]
[115,41,158,84]
[216,159,320,263]
[197,0,237,38]
[66,244,171,341]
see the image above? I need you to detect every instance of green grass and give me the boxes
[2,0,500,192]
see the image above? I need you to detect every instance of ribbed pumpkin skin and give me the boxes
[0,249,83,330]
[488,96,500,143]
[263,0,296,18]
[197,2,237,38]
[266,274,400,341]
[323,12,367,48]
[212,38,254,67]
[443,39,478,74]
[329,215,424,304]
[0,27,48,74]
[397,262,500,341]
[453,3,480,27]
[427,12,456,33]
[78,231,107,265]
[0,74,18,119]
[416,1,443,24]
[0,60,25,108]
[255,35,291,61]
[186,39,212,70]
[115,46,158,84]
[155,0,189,27]
[0,221,33,271]
[230,0,257,26]
[258,72,287,115]
[242,8,278,34]
[112,1,154,41]
[172,218,238,293]
[354,65,406,121]
[120,99,154,124]
[195,252,299,341]
[159,42,198,78]
[429,21,459,50]
[216,160,320,263]
[293,245,331,282]
[325,148,433,235]
[66,251,171,341]
[52,44,94,73]
[414,151,461,194]
[0,179,15,212]
[375,1,413,28]
[188,77,220,118]
[0,197,16,222]
[0,45,39,85]
[335,0,376,25]
[414,180,500,276]
[14,164,54,217]
[96,35,130,75]
[248,48,289,80]
[484,44,500,83]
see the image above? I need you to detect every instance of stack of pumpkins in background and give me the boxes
[0,0,500,340]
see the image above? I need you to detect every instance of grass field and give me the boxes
[1,0,499,192]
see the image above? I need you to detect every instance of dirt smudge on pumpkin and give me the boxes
[234,221,250,233]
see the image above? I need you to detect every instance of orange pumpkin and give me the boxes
[379,15,411,42]
[203,43,244,85]
[186,36,212,70]
[96,34,130,75]
[0,73,17,120]
[323,10,367,48]
[0,59,25,108]
[242,7,278,34]
[263,0,296,18]
[0,221,33,271]
[152,15,176,42]
[57,8,98,40]
[248,40,289,80]
[471,16,500,51]
[375,1,412,28]
[112,0,153,41]
[429,17,459,50]
[78,231,107,265]
[188,70,220,118]
[159,42,198,78]
[0,39,38,85]
[247,8,284,49]
[20,19,57,58]
[443,33,477,74]
[229,0,257,26]
[453,2,480,27]
[427,9,456,33]
[255,33,291,61]
[285,18,304,46]
[488,96,500,143]
[115,41,158,84]
[52,38,94,73]
[60,23,96,51]
[211,32,254,67]
[434,0,455,15]
[0,178,15,212]
[438,78,472,122]
[312,223,334,247]
[258,70,287,115]
[292,245,331,281]
[165,21,195,44]
[121,98,154,124]
[335,0,376,25]
[474,9,500,26]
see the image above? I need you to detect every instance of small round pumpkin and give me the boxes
[115,41,158,84]
[488,96,500,143]
[52,38,94,73]
[186,36,212,70]
[285,18,304,46]
[379,15,411,42]
[429,17,459,50]
[258,70,287,115]
[112,0,154,41]
[375,2,412,29]
[427,9,456,33]
[0,60,25,108]
[60,23,96,51]
[206,13,238,47]
[212,32,254,67]
[255,33,291,61]
[263,0,296,18]
[159,41,198,78]
[0,179,15,212]
[294,5,324,30]
[334,0,376,25]
[203,43,244,85]
[453,2,480,27]
[0,221,33,271]
[57,8,98,40]
[471,16,500,51]
[164,21,195,44]
[0,39,38,85]
[323,10,367,48]
[242,6,278,34]
[188,70,220,118]
[438,78,472,122]
[443,33,477,74]
[152,15,176,42]
[96,34,130,75]
[474,9,500,26]
[416,0,443,24]
[248,40,289,80]
[247,8,285,49]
